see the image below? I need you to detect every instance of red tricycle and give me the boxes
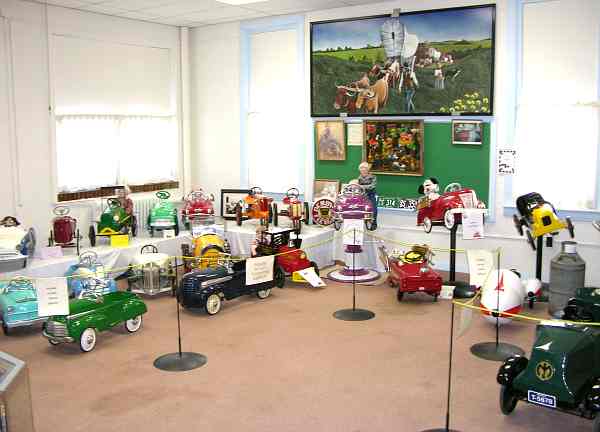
[48,205,81,255]
[255,228,319,278]
[387,245,442,302]
[272,188,310,234]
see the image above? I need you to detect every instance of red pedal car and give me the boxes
[272,188,310,234]
[255,228,319,277]
[48,205,81,255]
[387,245,442,302]
[182,190,215,229]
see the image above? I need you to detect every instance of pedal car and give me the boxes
[497,321,600,431]
[147,190,179,237]
[48,205,81,255]
[272,188,310,233]
[89,198,137,247]
[416,182,486,233]
[0,216,36,271]
[255,228,319,277]
[563,287,600,322]
[182,189,215,230]
[0,277,45,335]
[64,251,117,298]
[332,184,375,231]
[513,192,574,249]
[127,245,175,296]
[235,187,273,228]
[178,254,284,315]
[387,245,442,302]
[43,279,147,352]
[181,226,230,272]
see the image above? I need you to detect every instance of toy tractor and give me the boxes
[49,205,81,255]
[147,190,179,237]
[235,187,273,228]
[89,198,137,247]
[513,192,574,249]
[272,188,310,234]
[387,244,442,302]
[182,189,215,230]
[255,228,319,279]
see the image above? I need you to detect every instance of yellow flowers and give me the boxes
[439,91,490,113]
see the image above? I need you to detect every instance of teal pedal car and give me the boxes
[0,277,45,335]
[147,191,179,237]
[89,198,137,247]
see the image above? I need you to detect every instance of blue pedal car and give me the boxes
[65,251,117,298]
[0,277,45,335]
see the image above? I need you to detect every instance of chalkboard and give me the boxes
[314,122,490,206]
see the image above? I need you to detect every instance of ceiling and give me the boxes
[42,0,391,27]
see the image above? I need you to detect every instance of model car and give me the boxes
[127,245,175,296]
[332,184,375,231]
[563,287,600,322]
[146,190,179,237]
[386,245,442,302]
[497,321,600,431]
[65,251,117,298]
[181,226,230,273]
[255,228,319,277]
[48,205,81,255]
[0,277,45,335]
[182,189,215,230]
[416,182,486,233]
[0,217,36,272]
[272,188,310,234]
[89,198,137,247]
[235,187,273,228]
[43,279,147,352]
[513,192,574,249]
[178,255,284,315]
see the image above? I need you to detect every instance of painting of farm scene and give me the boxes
[310,5,495,116]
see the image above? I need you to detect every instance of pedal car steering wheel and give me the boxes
[250,186,263,196]
[187,190,204,201]
[53,205,70,217]
[156,191,171,200]
[140,244,159,254]
[401,250,425,264]
[344,184,364,196]
[286,188,300,199]
[107,198,122,208]
[79,251,98,268]
[444,183,462,193]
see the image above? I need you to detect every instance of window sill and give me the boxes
[57,181,179,202]
[503,205,600,222]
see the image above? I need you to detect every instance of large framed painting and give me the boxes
[363,120,424,176]
[310,4,495,117]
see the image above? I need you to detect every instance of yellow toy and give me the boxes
[181,228,230,272]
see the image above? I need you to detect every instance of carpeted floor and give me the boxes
[1,274,589,432]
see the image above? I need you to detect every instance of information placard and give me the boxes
[245,256,274,286]
[467,249,495,288]
[35,278,69,317]
[343,219,364,246]
[294,267,326,287]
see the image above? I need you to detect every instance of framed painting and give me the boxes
[313,179,340,199]
[310,4,495,117]
[315,120,346,161]
[452,120,483,145]
[363,120,424,176]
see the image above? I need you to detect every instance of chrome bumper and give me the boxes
[2,316,47,328]
[42,330,74,343]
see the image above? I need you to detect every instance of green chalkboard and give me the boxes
[314,122,490,205]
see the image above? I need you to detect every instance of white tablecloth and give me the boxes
[332,229,388,272]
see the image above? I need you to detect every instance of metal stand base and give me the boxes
[420,429,461,431]
[153,352,207,372]
[333,308,375,321]
[445,281,476,299]
[470,342,524,362]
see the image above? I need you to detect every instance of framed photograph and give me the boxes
[452,120,483,145]
[220,188,250,220]
[316,120,346,161]
[313,179,340,199]
[310,4,495,117]
[363,120,424,176]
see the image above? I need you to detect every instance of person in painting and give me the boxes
[319,126,342,159]
[358,162,378,229]
[434,64,445,90]
[402,64,419,113]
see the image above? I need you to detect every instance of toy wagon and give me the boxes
[513,192,574,249]
[235,187,273,228]
[272,188,310,233]
[255,228,319,278]
[64,251,117,298]
[181,227,230,273]
[127,245,175,296]
[0,277,45,335]
[0,217,36,271]
[147,190,179,237]
[182,189,215,230]
[89,198,137,247]
[387,245,442,302]
[332,184,375,231]
[48,205,81,254]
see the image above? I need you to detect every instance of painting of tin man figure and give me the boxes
[364,120,424,176]
[311,5,495,116]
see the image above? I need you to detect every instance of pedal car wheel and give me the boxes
[205,294,222,315]
[88,226,96,247]
[48,338,60,346]
[526,230,536,250]
[433,294,439,302]
[303,202,310,224]
[125,315,143,333]
[272,203,278,226]
[333,220,342,231]
[443,210,455,230]
[274,265,285,288]
[149,227,155,237]
[593,414,600,432]
[49,229,54,246]
[566,217,575,238]
[309,261,320,276]
[235,205,242,226]
[513,214,523,236]
[397,291,404,302]
[365,219,375,231]
[1,322,9,336]
[423,217,433,233]
[79,328,97,352]
[131,216,138,237]
[257,288,271,299]
[500,385,518,415]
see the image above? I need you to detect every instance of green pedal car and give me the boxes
[147,190,179,237]
[43,280,147,352]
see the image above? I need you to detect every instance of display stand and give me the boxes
[153,257,207,372]
[470,253,524,362]
[333,228,375,321]
[535,235,550,293]
[445,225,475,299]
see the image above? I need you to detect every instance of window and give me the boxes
[512,0,600,212]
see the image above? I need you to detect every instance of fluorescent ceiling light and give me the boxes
[216,0,268,4]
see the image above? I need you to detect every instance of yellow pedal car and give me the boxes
[181,227,230,272]
[513,192,574,249]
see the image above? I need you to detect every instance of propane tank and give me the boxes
[549,241,586,318]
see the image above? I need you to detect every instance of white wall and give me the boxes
[0,0,182,239]
[189,0,600,286]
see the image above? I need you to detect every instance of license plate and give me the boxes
[527,390,556,408]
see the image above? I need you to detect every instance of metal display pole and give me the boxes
[445,225,475,299]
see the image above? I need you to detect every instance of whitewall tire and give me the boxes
[444,210,456,230]
[257,288,271,299]
[205,293,222,315]
[423,217,433,233]
[125,315,142,333]
[79,328,97,352]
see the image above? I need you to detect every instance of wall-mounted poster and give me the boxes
[310,4,495,117]
[315,120,346,161]
[363,120,424,176]
[452,120,482,145]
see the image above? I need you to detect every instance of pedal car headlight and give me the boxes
[300,253,306,260]
[7,306,15,313]
[113,215,120,221]
[420,267,430,274]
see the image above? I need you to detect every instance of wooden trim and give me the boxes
[57,181,179,202]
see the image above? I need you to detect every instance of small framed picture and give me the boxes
[313,179,340,199]
[452,120,483,145]
[220,188,251,220]
[316,120,346,161]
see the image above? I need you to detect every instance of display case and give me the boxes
[0,351,35,432]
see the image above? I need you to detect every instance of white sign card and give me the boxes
[497,149,516,175]
[36,246,63,260]
[163,229,176,239]
[343,219,364,245]
[347,123,364,146]
[439,285,455,300]
[245,255,275,285]
[296,267,326,287]
[35,278,69,317]
[462,210,484,240]
[467,249,495,288]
